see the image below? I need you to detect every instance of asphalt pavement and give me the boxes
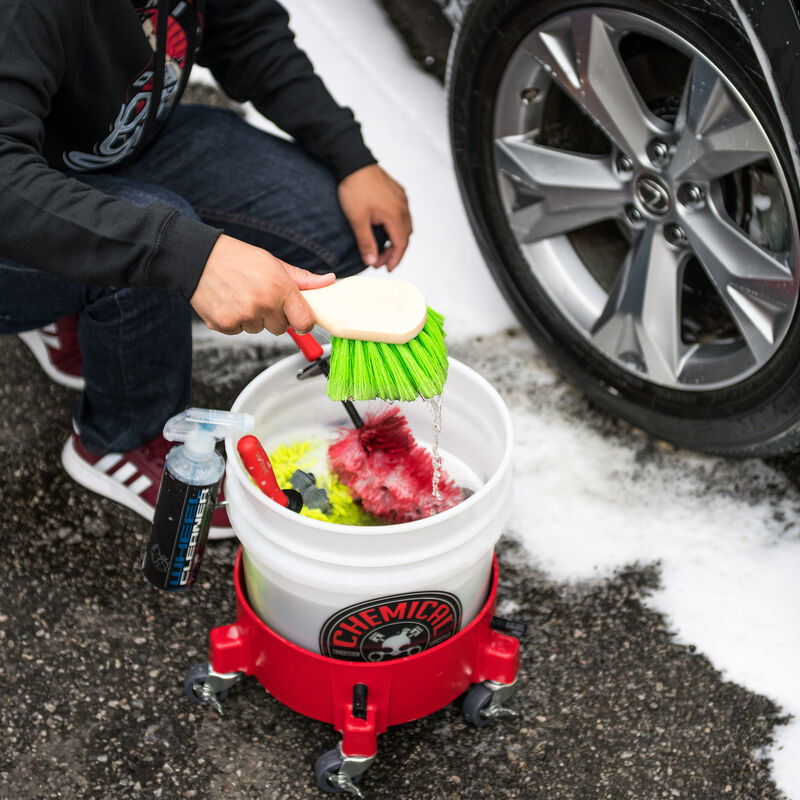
[0,332,788,800]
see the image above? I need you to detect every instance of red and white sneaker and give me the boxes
[18,315,84,390]
[61,432,233,540]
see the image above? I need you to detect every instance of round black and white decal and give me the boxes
[319,591,462,662]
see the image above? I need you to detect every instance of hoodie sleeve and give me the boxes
[0,0,221,299]
[197,0,377,182]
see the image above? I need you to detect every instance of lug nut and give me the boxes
[647,139,671,167]
[664,223,688,247]
[520,87,541,105]
[616,154,634,177]
[680,183,706,208]
[626,205,644,226]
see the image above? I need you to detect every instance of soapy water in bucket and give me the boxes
[256,421,482,526]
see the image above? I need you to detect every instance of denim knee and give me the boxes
[72,173,200,220]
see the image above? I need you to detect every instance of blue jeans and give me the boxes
[0,105,372,453]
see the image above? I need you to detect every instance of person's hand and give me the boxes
[190,234,335,335]
[338,164,412,271]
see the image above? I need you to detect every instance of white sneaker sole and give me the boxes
[61,437,234,540]
[18,329,85,391]
[61,436,154,520]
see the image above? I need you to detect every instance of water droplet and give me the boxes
[425,394,444,500]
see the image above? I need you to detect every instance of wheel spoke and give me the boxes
[591,223,687,382]
[671,56,771,182]
[682,206,795,360]
[523,9,666,160]
[491,7,800,391]
[495,136,629,241]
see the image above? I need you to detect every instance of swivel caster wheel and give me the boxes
[184,661,242,715]
[313,747,374,798]
[462,679,520,727]
[462,682,495,727]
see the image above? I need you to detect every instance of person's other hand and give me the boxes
[190,234,334,335]
[338,164,412,271]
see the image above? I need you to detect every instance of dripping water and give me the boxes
[425,394,444,500]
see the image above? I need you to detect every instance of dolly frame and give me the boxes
[189,549,521,795]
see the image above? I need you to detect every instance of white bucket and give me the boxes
[224,353,513,659]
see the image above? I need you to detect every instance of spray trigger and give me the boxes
[164,408,254,459]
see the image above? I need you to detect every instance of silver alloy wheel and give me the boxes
[492,8,799,390]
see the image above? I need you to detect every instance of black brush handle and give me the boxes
[288,329,364,429]
[317,358,364,428]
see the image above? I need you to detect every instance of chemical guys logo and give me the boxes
[319,592,462,662]
[63,0,196,170]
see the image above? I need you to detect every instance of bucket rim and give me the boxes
[225,352,514,533]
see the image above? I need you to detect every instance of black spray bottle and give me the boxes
[142,408,254,591]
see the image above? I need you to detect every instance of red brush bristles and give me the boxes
[328,407,463,524]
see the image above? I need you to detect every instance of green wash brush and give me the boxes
[300,276,448,402]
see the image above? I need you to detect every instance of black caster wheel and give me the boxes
[313,749,363,795]
[462,683,495,728]
[184,661,229,706]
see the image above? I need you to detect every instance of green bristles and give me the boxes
[327,306,448,402]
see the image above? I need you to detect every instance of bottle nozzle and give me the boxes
[163,408,255,459]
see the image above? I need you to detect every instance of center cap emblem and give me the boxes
[635,175,671,216]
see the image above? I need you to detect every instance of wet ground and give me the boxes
[0,333,789,800]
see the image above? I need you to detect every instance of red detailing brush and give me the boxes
[237,435,302,512]
[327,406,463,524]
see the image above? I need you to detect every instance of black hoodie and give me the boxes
[0,0,376,300]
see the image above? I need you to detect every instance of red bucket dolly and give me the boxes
[185,550,523,797]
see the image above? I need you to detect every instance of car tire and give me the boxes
[448,0,800,455]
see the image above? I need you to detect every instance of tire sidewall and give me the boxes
[449,0,800,455]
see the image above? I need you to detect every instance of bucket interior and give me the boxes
[227,352,511,504]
